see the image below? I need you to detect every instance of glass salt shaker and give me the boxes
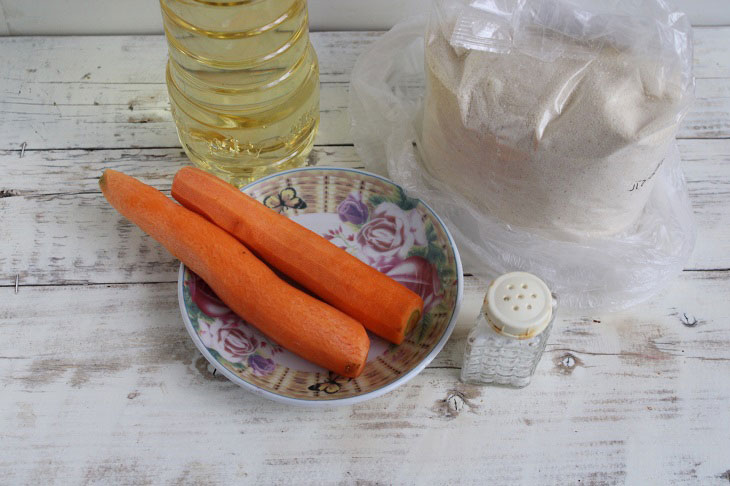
[461,272,557,388]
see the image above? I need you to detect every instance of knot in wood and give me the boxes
[561,354,576,368]
[680,312,699,327]
[446,392,465,413]
[195,356,226,382]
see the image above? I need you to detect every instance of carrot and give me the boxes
[172,166,424,345]
[99,170,369,378]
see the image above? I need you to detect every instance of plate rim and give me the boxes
[177,166,464,407]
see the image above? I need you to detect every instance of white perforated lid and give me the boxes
[484,272,553,339]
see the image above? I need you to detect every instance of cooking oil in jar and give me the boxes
[160,0,320,186]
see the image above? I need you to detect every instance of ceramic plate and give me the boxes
[178,167,463,406]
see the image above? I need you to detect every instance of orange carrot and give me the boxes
[100,170,369,378]
[172,166,424,345]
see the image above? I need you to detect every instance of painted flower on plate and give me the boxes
[248,355,276,376]
[356,203,426,269]
[199,319,258,364]
[189,274,235,318]
[387,256,444,313]
[337,192,369,225]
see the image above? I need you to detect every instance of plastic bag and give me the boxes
[423,0,693,238]
[349,3,696,310]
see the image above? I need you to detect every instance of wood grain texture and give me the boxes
[1,140,728,287]
[0,0,728,35]
[0,29,729,151]
[0,146,362,196]
[0,147,362,286]
[0,33,371,150]
[1,272,729,484]
[0,1,8,36]
[1,30,729,485]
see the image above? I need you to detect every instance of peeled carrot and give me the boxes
[99,170,369,378]
[172,166,424,345]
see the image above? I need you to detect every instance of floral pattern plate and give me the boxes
[178,167,463,406]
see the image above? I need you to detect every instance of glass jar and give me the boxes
[461,272,557,388]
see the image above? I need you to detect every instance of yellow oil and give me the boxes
[160,0,320,186]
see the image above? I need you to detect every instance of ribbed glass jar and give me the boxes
[460,272,557,388]
[160,0,320,186]
[460,311,555,387]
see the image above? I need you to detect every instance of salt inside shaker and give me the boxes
[460,272,557,388]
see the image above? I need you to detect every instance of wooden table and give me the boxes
[1,31,729,485]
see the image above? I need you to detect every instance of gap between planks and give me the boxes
[2,143,359,153]
[2,268,728,290]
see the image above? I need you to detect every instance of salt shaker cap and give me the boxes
[484,272,553,339]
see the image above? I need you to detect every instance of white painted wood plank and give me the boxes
[0,32,378,84]
[0,146,360,286]
[314,0,730,30]
[0,81,350,149]
[0,272,728,484]
[0,33,365,150]
[0,0,727,36]
[0,30,727,486]
[0,0,9,36]
[683,77,730,139]
[1,75,725,149]
[681,139,730,270]
[0,146,362,197]
[0,139,727,287]
[0,29,722,86]
[693,27,730,79]
[0,30,728,150]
